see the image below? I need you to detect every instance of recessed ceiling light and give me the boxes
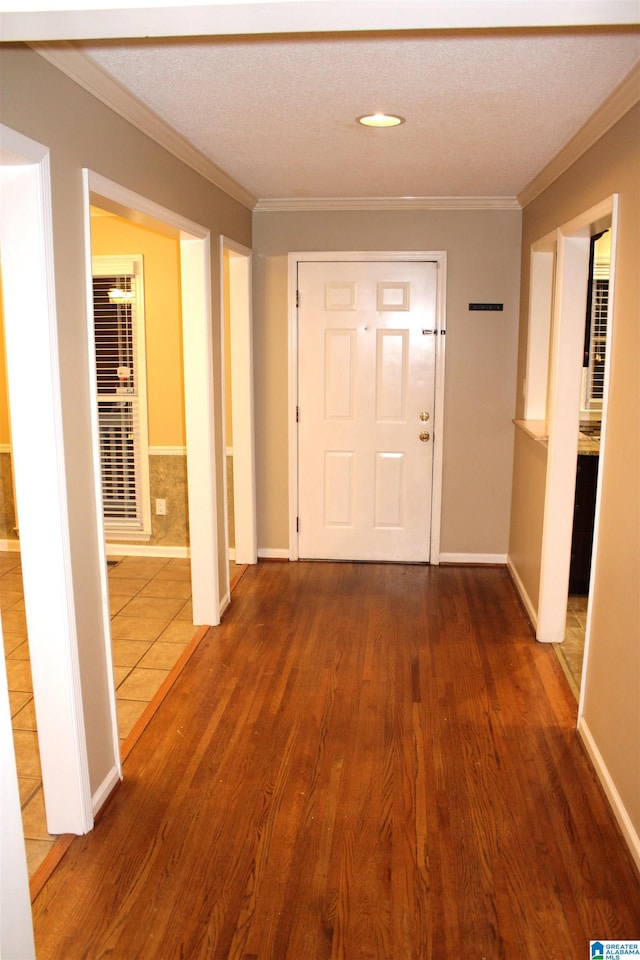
[357,113,405,128]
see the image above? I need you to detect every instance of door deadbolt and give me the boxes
[419,411,430,422]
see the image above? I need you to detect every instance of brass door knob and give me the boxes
[419,411,430,422]
[419,431,430,442]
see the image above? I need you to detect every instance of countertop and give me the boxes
[513,420,600,456]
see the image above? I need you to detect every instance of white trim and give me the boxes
[82,170,123,789]
[578,717,640,874]
[288,250,446,565]
[149,445,186,456]
[221,236,257,567]
[91,764,121,817]
[31,42,256,211]
[86,171,220,628]
[537,228,590,642]
[1,127,94,836]
[255,196,520,212]
[440,553,508,565]
[430,256,447,566]
[518,63,640,208]
[0,628,35,959]
[8,2,637,42]
[92,252,152,537]
[507,556,538,630]
[0,539,20,552]
[106,542,189,559]
[104,529,151,542]
[88,171,210,247]
[181,233,220,626]
[258,547,290,560]
[578,200,618,718]
[536,197,617,645]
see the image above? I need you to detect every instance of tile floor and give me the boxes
[554,595,588,698]
[1,550,243,879]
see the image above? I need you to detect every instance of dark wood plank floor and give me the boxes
[32,562,640,959]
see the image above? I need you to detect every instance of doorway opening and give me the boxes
[84,172,220,629]
[557,229,610,696]
[533,197,617,704]
[220,237,256,611]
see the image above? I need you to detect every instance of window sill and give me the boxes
[104,530,152,542]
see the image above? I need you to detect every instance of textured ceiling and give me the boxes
[77,28,640,201]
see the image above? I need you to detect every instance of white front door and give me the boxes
[297,259,438,562]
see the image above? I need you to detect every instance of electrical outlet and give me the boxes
[155,498,167,516]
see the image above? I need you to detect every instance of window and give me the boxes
[582,230,610,414]
[92,256,151,537]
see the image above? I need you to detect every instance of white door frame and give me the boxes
[1,125,94,837]
[220,237,257,601]
[1,123,89,959]
[84,173,220,627]
[288,251,447,563]
[537,196,617,657]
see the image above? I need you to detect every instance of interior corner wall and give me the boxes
[510,104,640,843]
[251,207,522,556]
[0,44,251,798]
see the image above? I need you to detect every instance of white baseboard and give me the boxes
[106,543,190,559]
[0,539,20,552]
[91,764,122,820]
[578,717,640,874]
[439,552,507,565]
[507,556,538,630]
[1,540,190,560]
[148,446,186,456]
[258,548,290,560]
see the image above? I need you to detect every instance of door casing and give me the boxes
[219,236,257,610]
[288,251,447,563]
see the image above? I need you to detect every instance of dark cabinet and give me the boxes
[569,454,598,594]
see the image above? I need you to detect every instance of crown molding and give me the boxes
[30,41,257,212]
[254,196,521,212]
[518,61,640,209]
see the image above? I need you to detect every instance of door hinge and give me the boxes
[296,289,300,308]
[296,405,300,423]
[296,517,300,533]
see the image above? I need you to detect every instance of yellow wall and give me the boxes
[510,104,640,844]
[89,212,185,447]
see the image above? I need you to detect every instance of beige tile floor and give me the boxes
[554,595,588,699]
[1,550,243,880]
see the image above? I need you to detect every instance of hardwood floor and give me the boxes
[32,562,640,959]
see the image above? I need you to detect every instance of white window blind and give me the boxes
[92,256,151,536]
[587,276,608,406]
